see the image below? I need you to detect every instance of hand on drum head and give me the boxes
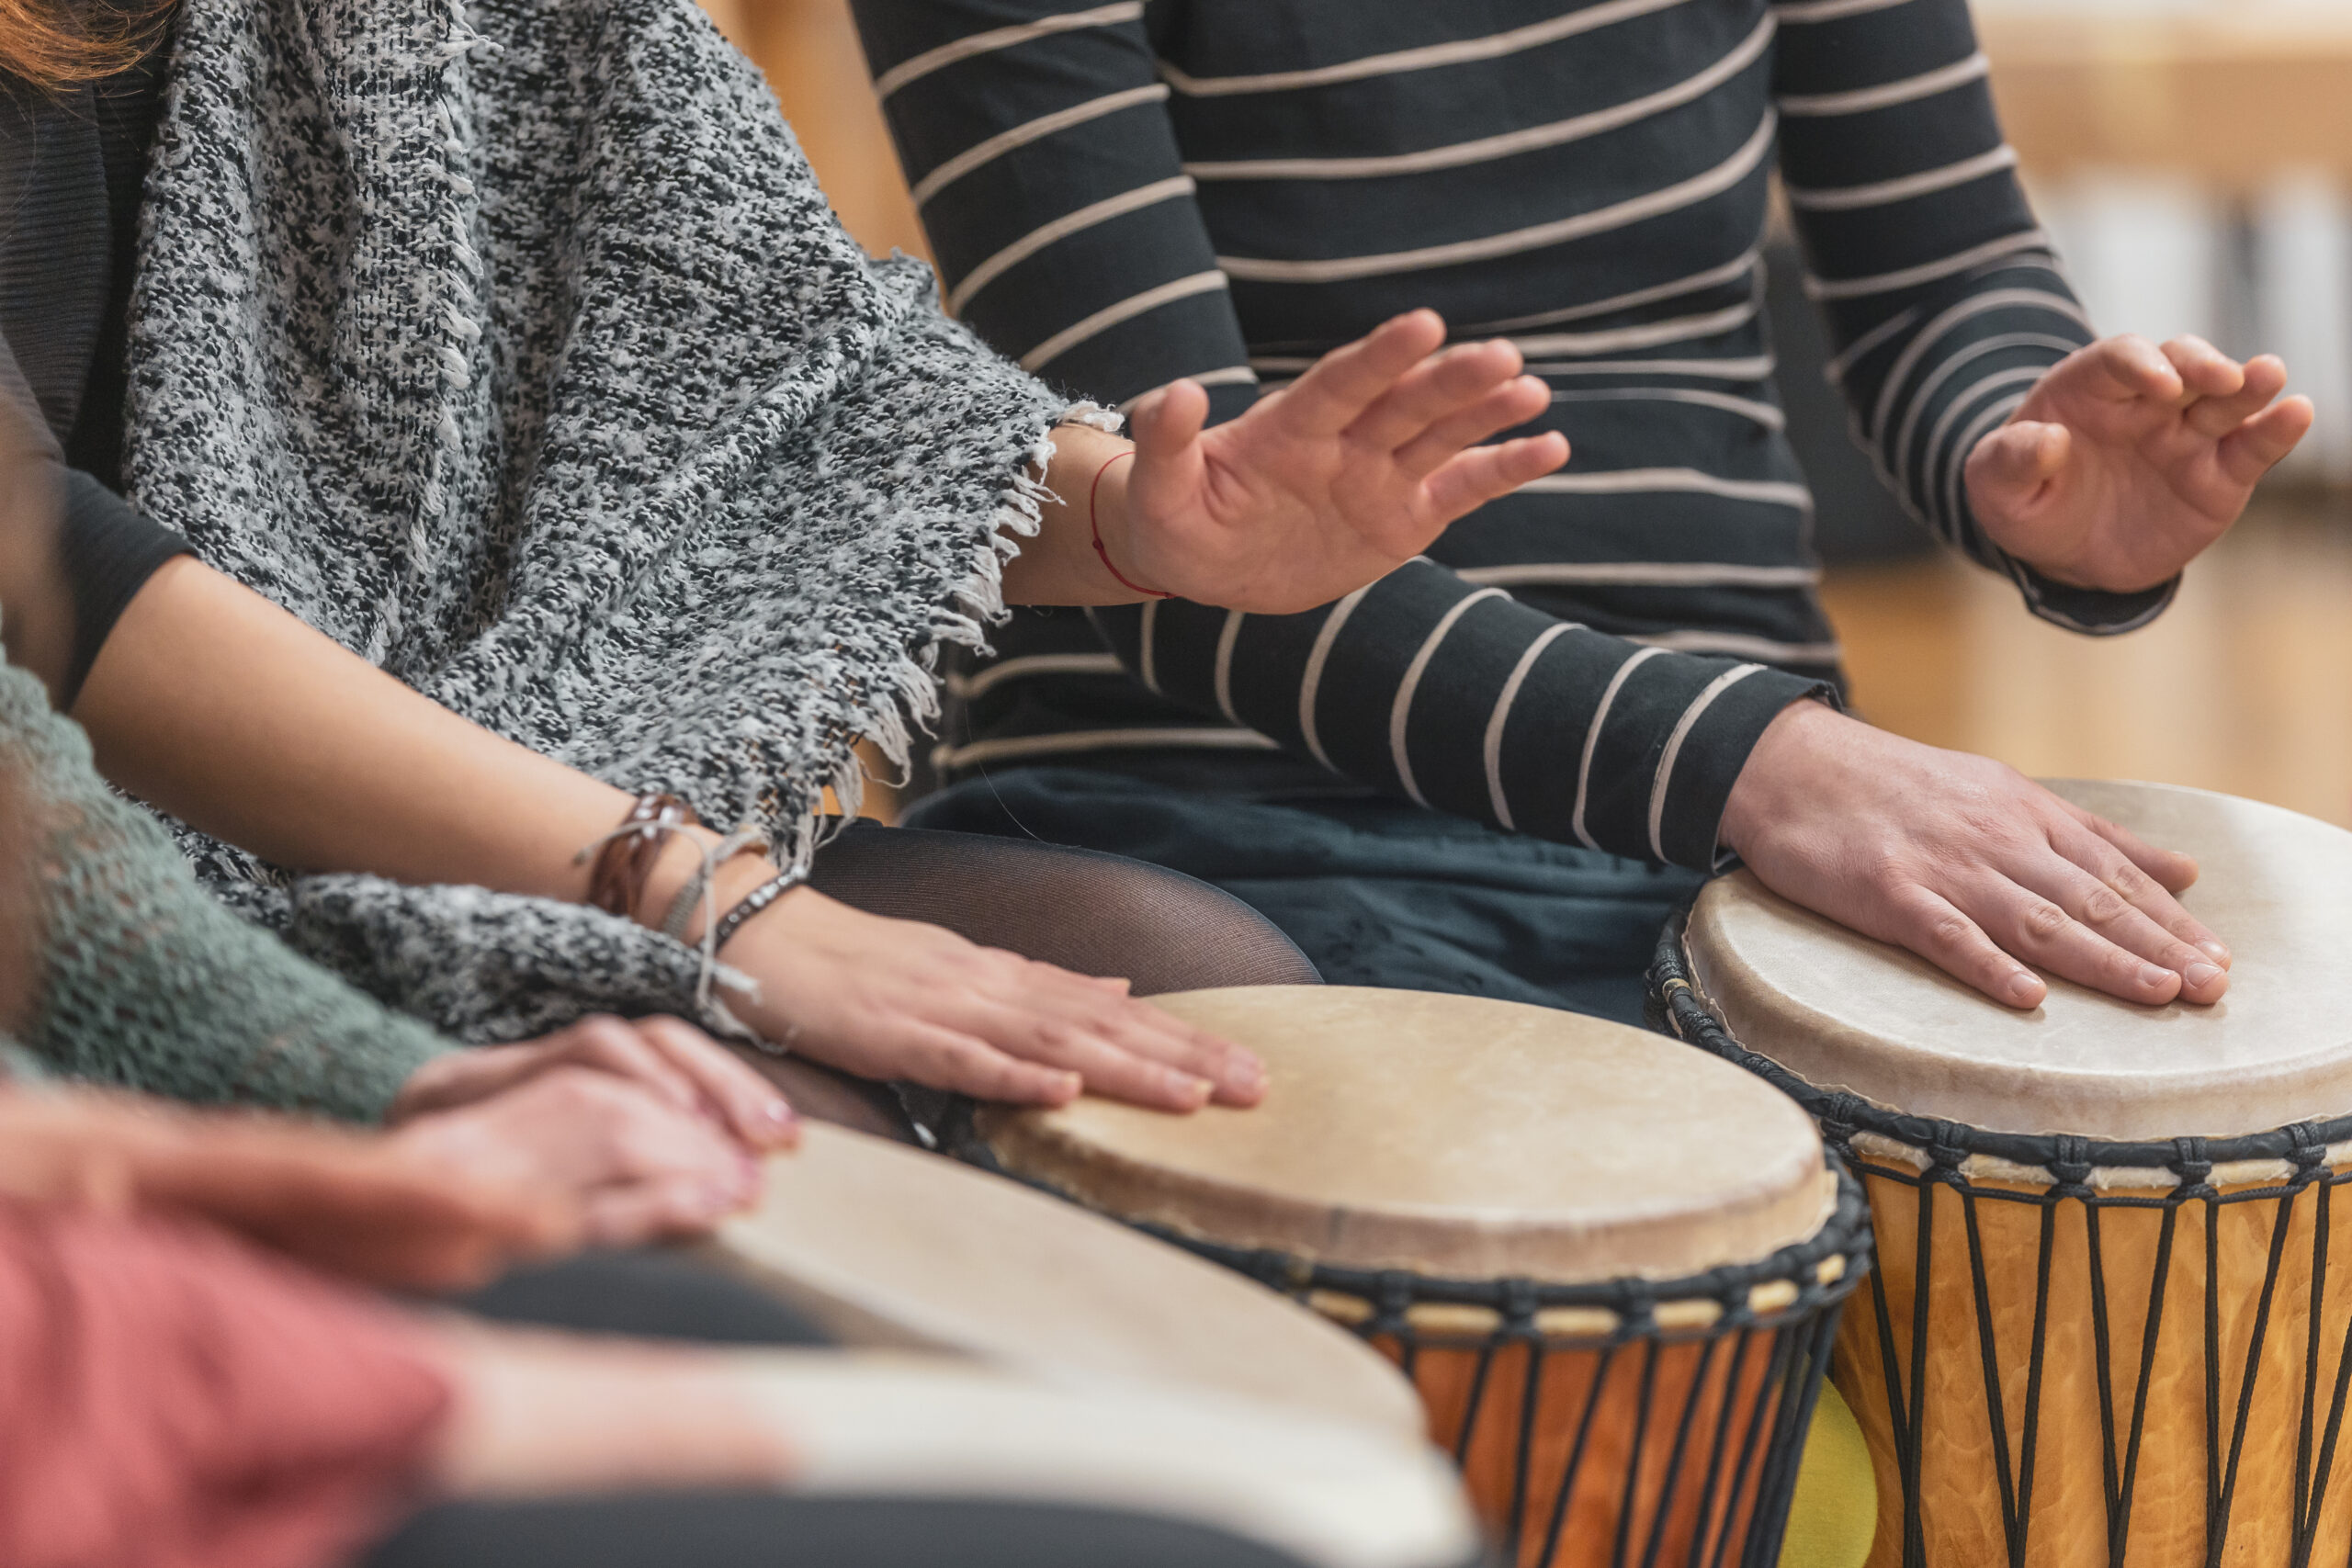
[390,1015,800,1155]
[1965,334,2312,593]
[0,1084,574,1289]
[713,886,1270,1113]
[1719,702,2232,1010]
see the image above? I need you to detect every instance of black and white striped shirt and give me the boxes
[849,0,2168,869]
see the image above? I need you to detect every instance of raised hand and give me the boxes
[1720,701,2231,1010]
[1964,334,2312,592]
[1108,310,1566,613]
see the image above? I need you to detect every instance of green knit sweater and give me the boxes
[3,660,454,1119]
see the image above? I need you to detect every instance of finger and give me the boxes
[1272,310,1449,437]
[2216,396,2313,487]
[1883,883,2046,1009]
[2014,837,2227,1003]
[548,1016,702,1114]
[1341,339,1526,451]
[1962,874,2187,1006]
[632,1015,799,1150]
[887,1021,1084,1105]
[2183,355,2288,437]
[965,1005,1216,1111]
[1129,378,1208,458]
[2060,810,2228,964]
[1393,376,1553,479]
[2073,334,2182,403]
[2160,335,2243,403]
[961,973,1265,1109]
[1422,433,1570,519]
[564,1072,757,1193]
[1082,993,1267,1106]
[581,1175,750,1247]
[1963,421,2068,513]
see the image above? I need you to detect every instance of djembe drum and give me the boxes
[717,1349,1483,1568]
[978,986,1871,1568]
[704,1119,1422,1437]
[1656,780,2352,1568]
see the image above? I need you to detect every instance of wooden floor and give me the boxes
[1823,496,2352,828]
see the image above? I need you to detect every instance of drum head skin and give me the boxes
[706,1122,1423,1438]
[1685,780,2352,1141]
[732,1350,1481,1568]
[983,986,1834,1285]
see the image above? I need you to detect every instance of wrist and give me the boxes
[1087,447,1170,601]
[1718,698,1845,860]
[637,825,723,931]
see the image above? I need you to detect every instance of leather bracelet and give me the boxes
[580,793,697,919]
[709,868,807,953]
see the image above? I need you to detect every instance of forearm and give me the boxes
[75,558,662,905]
[998,420,1161,607]
[1093,561,1827,869]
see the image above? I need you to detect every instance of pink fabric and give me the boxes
[0,1197,451,1568]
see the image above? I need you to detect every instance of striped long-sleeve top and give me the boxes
[848,0,2170,871]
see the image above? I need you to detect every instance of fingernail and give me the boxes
[699,1183,738,1214]
[2007,972,2041,1006]
[2185,962,2222,990]
[2197,941,2232,967]
[1226,1058,1265,1093]
[2141,964,2175,991]
[763,1100,797,1130]
[1169,1072,1214,1104]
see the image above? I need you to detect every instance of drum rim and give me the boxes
[1651,901,2352,1180]
[963,1134,1873,1346]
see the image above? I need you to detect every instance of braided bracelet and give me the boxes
[658,826,774,941]
[1086,448,1171,600]
[577,793,697,918]
[709,868,808,953]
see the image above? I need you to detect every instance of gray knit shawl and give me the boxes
[122,0,1071,1043]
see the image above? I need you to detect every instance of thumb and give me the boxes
[1128,378,1208,459]
[1966,420,2068,514]
[1123,378,1208,517]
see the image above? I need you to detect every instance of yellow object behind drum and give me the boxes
[1780,1383,1876,1568]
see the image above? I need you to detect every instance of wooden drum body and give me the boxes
[1660,781,2352,1568]
[980,987,1871,1568]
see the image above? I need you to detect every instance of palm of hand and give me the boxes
[1966,335,2311,593]
[1113,311,1566,615]
[1130,399,1442,614]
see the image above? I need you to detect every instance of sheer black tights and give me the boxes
[744,822,1317,1141]
[806,819,1318,995]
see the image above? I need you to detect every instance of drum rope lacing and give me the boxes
[957,1109,1872,1568]
[1652,906,2352,1568]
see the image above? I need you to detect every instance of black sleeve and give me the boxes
[56,467,188,703]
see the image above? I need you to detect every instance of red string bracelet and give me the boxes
[1086,448,1172,599]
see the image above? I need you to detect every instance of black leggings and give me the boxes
[360,1252,1355,1568]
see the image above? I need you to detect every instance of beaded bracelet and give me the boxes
[709,867,808,953]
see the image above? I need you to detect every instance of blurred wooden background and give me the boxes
[713,0,2352,829]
